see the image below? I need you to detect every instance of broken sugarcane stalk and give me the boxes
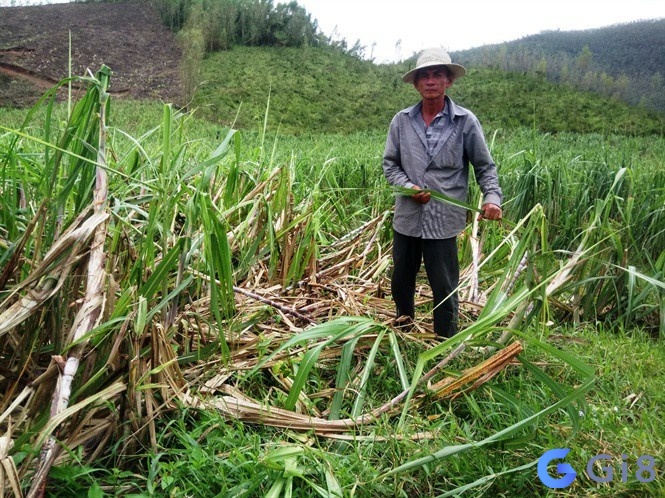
[28,66,111,498]
[189,268,316,325]
[233,286,316,325]
[429,340,523,400]
[181,342,468,435]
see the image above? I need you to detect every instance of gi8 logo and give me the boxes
[538,448,657,488]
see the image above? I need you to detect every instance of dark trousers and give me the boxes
[391,230,459,337]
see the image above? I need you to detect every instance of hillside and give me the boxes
[1,0,664,136]
[453,19,665,112]
[193,46,665,136]
[0,0,183,107]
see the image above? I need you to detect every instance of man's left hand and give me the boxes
[478,203,502,221]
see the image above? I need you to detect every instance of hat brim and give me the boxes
[402,62,467,83]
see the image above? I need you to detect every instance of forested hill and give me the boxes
[452,19,665,112]
[1,0,664,135]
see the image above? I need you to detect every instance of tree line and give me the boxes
[151,0,366,54]
[453,19,665,113]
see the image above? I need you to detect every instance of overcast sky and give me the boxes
[3,0,663,63]
[282,0,665,62]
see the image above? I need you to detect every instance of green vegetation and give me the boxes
[188,45,665,136]
[1,53,663,496]
[116,326,665,497]
[1,3,664,497]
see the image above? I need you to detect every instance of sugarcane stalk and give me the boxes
[466,196,483,303]
[234,285,316,324]
[28,66,111,498]
[430,341,523,399]
[1,419,23,498]
[181,342,469,434]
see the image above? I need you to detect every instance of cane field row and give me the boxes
[0,69,664,498]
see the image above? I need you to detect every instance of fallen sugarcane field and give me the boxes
[0,68,664,497]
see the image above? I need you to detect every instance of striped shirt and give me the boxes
[383,96,502,239]
[425,111,447,157]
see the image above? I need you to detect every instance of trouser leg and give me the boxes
[391,230,422,320]
[422,237,459,338]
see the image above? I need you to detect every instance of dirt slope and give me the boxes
[0,0,183,107]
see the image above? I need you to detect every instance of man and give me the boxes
[382,47,503,338]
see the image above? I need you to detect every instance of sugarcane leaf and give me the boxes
[393,185,484,213]
[383,376,595,477]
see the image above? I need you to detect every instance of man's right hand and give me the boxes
[410,185,430,204]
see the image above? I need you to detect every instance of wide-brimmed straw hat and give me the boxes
[402,47,466,83]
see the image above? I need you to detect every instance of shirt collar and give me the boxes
[407,95,461,121]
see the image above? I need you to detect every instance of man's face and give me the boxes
[414,66,452,101]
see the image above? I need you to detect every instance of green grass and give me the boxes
[34,326,663,497]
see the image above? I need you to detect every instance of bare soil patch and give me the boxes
[0,0,183,108]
